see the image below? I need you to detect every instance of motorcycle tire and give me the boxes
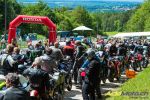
[108,77,114,82]
[53,89,63,100]
[143,60,148,68]
[53,92,63,100]
[66,76,72,91]
[116,76,120,81]
[102,79,106,84]
[108,68,115,82]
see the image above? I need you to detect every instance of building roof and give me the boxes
[113,32,150,37]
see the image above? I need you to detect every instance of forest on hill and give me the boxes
[0,0,149,36]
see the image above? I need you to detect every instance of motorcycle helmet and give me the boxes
[75,40,81,45]
[86,48,96,59]
[30,90,39,97]
[66,39,71,45]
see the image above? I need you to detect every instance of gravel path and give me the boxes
[64,75,128,100]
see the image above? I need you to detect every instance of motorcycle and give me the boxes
[58,56,73,91]
[96,51,108,84]
[49,70,65,100]
[129,53,138,71]
[19,71,64,100]
[142,54,149,68]
[107,56,122,82]
[80,69,86,86]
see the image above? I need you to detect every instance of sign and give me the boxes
[23,17,42,22]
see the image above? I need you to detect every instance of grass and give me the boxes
[11,34,45,49]
[104,32,118,36]
[105,67,150,100]
[37,34,46,40]
[18,41,28,48]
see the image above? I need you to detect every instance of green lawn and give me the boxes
[105,67,150,100]
[37,34,46,40]
[104,32,118,36]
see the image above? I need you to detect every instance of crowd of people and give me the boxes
[0,36,149,100]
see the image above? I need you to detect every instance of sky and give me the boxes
[18,0,144,3]
[55,0,144,2]
[78,0,144,2]
[107,0,143,2]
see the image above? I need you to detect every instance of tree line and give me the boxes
[0,0,149,37]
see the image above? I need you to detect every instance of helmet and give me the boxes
[66,39,71,45]
[86,48,96,59]
[75,40,81,45]
[30,90,39,97]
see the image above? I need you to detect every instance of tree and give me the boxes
[0,0,21,34]
[91,13,102,35]
[72,6,93,28]
[114,20,121,32]
[58,18,73,31]
[20,1,58,35]
[125,0,150,32]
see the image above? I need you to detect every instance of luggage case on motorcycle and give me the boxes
[125,69,136,78]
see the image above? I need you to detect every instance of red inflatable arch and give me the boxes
[8,15,56,43]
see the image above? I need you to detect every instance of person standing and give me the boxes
[82,50,102,100]
[50,42,64,62]
[73,41,85,85]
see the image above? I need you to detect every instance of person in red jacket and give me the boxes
[63,40,74,58]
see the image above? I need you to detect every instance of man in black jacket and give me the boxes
[23,57,50,99]
[82,50,102,100]
[1,73,29,100]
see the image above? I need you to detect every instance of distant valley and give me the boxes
[17,0,142,12]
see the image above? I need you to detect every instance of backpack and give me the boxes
[24,68,48,90]
[0,54,14,75]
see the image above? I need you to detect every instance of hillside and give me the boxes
[17,0,141,12]
[126,0,150,32]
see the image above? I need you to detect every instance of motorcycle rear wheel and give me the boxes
[66,76,72,91]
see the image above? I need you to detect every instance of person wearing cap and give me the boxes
[0,73,29,100]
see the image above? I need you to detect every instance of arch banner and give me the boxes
[8,15,56,44]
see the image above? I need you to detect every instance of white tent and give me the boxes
[73,26,93,31]
[113,32,150,38]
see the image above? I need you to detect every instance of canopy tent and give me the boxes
[57,31,71,38]
[113,32,150,38]
[73,26,93,31]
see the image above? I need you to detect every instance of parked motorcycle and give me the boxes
[142,54,149,68]
[107,57,122,82]
[58,56,73,91]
